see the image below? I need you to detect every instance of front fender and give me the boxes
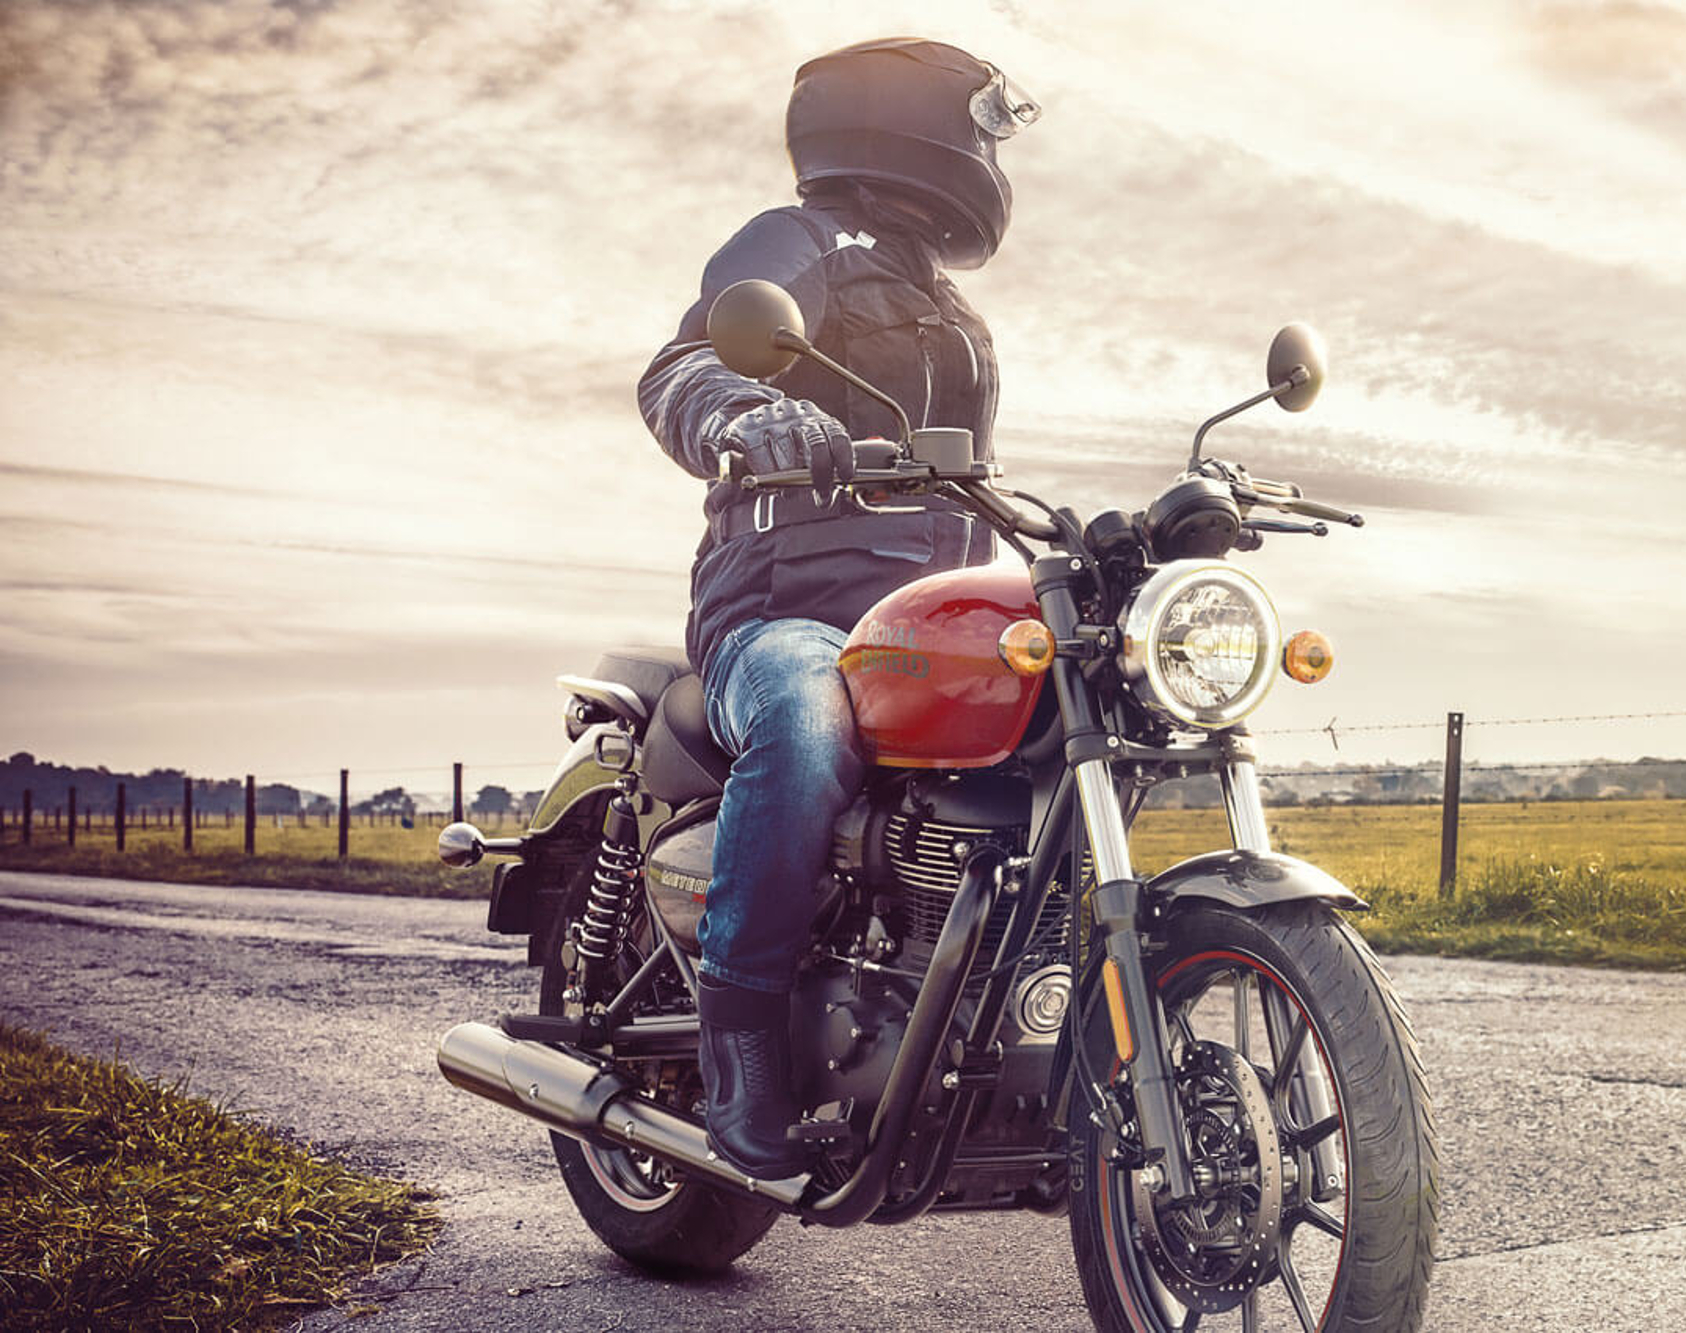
[1147,849,1365,912]
[1047,849,1362,1132]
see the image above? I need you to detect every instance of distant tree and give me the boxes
[473,785,513,817]
[353,786,413,816]
[256,783,303,816]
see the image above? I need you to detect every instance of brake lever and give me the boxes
[1231,482,1364,529]
[1242,517,1329,537]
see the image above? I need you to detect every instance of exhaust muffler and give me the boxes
[437,1021,808,1207]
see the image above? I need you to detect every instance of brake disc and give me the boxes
[1129,1040,1284,1314]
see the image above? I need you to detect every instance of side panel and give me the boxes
[1146,850,1366,911]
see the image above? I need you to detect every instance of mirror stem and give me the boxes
[774,328,913,446]
[1187,368,1308,470]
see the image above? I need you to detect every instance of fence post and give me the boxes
[1438,711,1464,899]
[21,790,31,845]
[183,777,194,853]
[244,775,256,855]
[68,787,77,848]
[338,769,349,861]
[116,783,127,852]
[453,762,464,823]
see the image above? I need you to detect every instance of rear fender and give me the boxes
[528,724,627,837]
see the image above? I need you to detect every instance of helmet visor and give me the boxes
[969,69,1041,139]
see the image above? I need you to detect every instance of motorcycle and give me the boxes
[434,280,1439,1332]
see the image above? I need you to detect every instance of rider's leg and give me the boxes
[696,616,863,1175]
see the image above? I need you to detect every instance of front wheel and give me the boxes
[1069,902,1439,1332]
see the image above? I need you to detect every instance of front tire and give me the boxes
[1069,902,1439,1331]
[539,945,779,1275]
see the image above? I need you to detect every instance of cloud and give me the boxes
[3,0,1684,774]
[1529,2,1686,142]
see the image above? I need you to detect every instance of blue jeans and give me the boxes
[700,618,864,992]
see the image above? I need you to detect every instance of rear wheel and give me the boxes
[539,908,778,1274]
[1069,902,1438,1331]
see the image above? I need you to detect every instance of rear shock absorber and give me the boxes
[575,774,642,995]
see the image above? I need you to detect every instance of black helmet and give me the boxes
[786,38,1040,269]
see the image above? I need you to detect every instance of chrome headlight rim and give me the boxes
[1120,560,1283,730]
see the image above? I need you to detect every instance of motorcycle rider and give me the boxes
[638,37,1039,1177]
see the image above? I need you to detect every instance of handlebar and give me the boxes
[1231,481,1364,529]
[719,443,1060,542]
[719,442,1359,552]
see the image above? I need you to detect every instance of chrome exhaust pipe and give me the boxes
[437,1021,808,1207]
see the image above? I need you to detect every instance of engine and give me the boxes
[644,768,1071,1208]
[830,769,1068,975]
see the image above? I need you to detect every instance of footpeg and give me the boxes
[787,1099,855,1143]
[499,1012,586,1044]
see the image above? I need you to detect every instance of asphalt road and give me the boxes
[1,869,1683,1332]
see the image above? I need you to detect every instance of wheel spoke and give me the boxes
[1232,969,1252,1060]
[1289,1112,1341,1149]
[1269,1008,1310,1098]
[1277,1237,1320,1333]
[1296,1200,1346,1240]
[1171,1001,1199,1055]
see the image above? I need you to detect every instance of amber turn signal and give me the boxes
[1283,630,1334,684]
[997,618,1056,676]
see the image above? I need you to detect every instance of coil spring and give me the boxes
[577,834,640,962]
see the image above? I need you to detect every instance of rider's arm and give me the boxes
[638,209,829,480]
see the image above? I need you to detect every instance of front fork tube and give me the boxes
[1075,760,1197,1204]
[1219,756,1271,853]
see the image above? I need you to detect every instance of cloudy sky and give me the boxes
[3,0,1684,798]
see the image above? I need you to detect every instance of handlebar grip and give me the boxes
[1286,496,1364,527]
[732,439,907,489]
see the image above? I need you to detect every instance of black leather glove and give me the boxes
[719,398,856,499]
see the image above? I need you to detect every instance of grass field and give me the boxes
[0,1021,437,1331]
[2,799,1682,968]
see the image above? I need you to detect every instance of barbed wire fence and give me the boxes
[1,710,1682,886]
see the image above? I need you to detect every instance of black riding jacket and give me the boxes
[638,194,999,673]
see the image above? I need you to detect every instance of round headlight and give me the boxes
[1120,562,1282,729]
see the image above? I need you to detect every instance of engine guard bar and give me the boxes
[799,845,1003,1225]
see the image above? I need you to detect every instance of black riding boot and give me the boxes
[697,974,808,1179]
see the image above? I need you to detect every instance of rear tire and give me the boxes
[539,945,779,1275]
[1069,902,1439,1331]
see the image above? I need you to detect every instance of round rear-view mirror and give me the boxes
[1267,323,1327,412]
[707,279,805,378]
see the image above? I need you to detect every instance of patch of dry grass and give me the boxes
[0,1023,439,1331]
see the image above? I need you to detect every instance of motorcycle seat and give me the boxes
[590,646,695,721]
[643,673,731,805]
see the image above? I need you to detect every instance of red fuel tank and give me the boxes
[839,564,1046,769]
